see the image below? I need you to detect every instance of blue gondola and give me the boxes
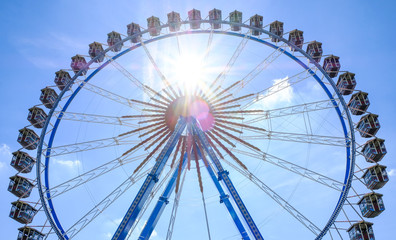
[188,9,201,29]
[10,201,37,224]
[337,72,356,95]
[362,165,388,190]
[10,151,36,173]
[270,20,284,42]
[361,138,386,163]
[70,55,87,75]
[250,14,263,36]
[17,227,45,240]
[229,10,242,31]
[323,55,340,78]
[167,11,181,32]
[348,91,370,115]
[107,31,123,52]
[88,42,104,63]
[358,193,385,218]
[39,87,58,109]
[27,106,47,129]
[288,29,304,51]
[127,23,141,43]
[8,175,34,198]
[54,70,72,91]
[357,114,380,138]
[209,8,222,29]
[306,41,323,63]
[347,221,375,240]
[147,16,161,37]
[17,128,39,150]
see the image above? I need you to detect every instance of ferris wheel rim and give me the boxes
[35,19,356,240]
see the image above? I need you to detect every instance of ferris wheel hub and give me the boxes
[164,95,215,131]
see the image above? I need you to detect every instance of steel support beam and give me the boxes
[138,153,187,240]
[112,117,186,240]
[192,120,264,240]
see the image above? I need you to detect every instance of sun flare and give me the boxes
[172,53,207,94]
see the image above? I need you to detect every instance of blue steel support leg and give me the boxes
[195,143,251,240]
[192,121,264,240]
[138,153,188,240]
[112,118,187,240]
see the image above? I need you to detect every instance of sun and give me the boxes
[172,52,208,94]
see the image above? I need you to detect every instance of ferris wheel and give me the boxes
[8,8,388,240]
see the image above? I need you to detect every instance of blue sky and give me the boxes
[1,0,395,239]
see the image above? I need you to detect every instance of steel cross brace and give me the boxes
[192,120,264,240]
[195,142,250,240]
[112,117,187,240]
[138,122,249,239]
[138,153,188,240]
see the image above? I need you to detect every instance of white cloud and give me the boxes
[256,76,294,110]
[54,159,81,168]
[0,143,12,170]
[388,169,395,177]
[0,143,12,156]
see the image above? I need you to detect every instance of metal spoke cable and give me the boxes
[243,99,339,124]
[241,69,314,110]
[46,153,146,199]
[82,82,141,111]
[208,32,250,91]
[140,39,178,99]
[234,42,288,94]
[230,148,344,191]
[53,111,138,128]
[222,158,321,236]
[65,169,149,239]
[105,54,155,98]
[166,166,188,240]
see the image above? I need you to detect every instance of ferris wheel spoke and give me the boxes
[46,137,140,157]
[230,148,344,191]
[208,32,250,93]
[222,158,322,236]
[53,111,139,127]
[129,98,168,110]
[122,126,170,157]
[45,153,146,199]
[65,169,149,239]
[212,93,255,109]
[133,130,172,174]
[166,165,188,240]
[242,131,347,147]
[82,82,140,110]
[234,42,288,93]
[140,40,178,99]
[243,99,339,124]
[105,54,156,98]
[208,81,241,104]
[240,68,316,110]
[206,131,248,171]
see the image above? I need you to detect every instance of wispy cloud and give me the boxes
[257,76,294,110]
[14,32,88,69]
[388,168,395,177]
[0,143,12,170]
[53,159,81,169]
[0,143,12,156]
